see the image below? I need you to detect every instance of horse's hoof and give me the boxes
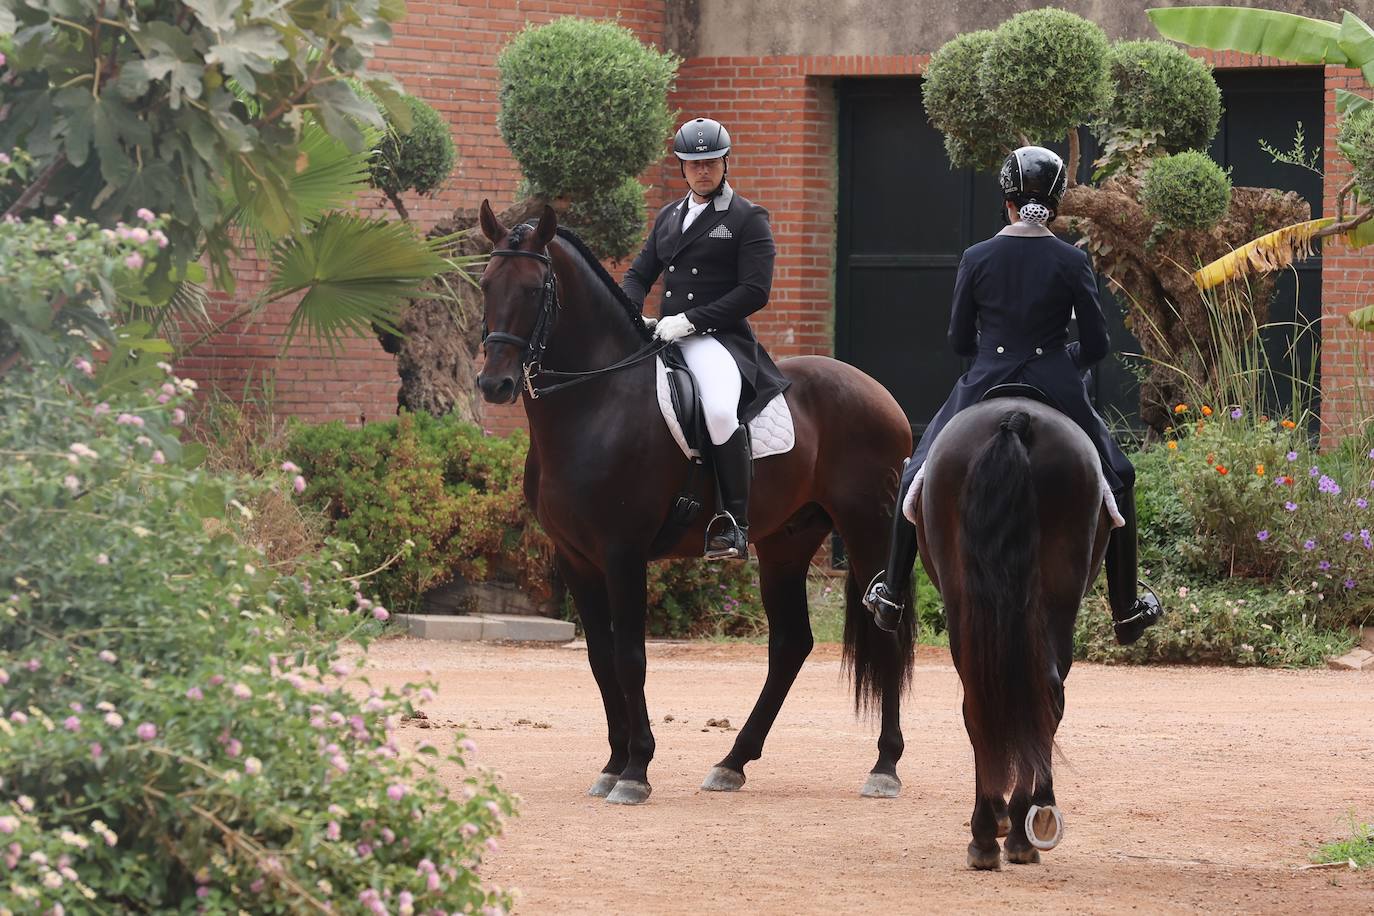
[1026,804,1064,851]
[996,814,1011,838]
[605,779,652,805]
[1005,841,1041,865]
[587,772,620,798]
[860,772,901,799]
[966,842,1002,871]
[701,766,746,792]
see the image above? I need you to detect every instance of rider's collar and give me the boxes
[997,222,1053,238]
[683,181,734,212]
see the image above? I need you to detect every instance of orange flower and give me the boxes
[1174,404,1188,414]
[1216,465,1229,475]
[1277,475,1293,486]
[1167,441,1178,450]
[1206,453,1216,465]
[1201,405,1213,417]
[1255,464,1265,476]
[1281,419,1296,430]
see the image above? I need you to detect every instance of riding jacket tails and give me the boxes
[622,182,790,423]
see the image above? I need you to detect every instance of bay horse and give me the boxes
[913,397,1111,867]
[476,202,915,805]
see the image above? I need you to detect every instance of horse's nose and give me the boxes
[477,374,516,404]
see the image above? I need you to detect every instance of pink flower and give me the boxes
[460,738,477,755]
[372,606,389,622]
[136,722,157,741]
[25,659,40,672]
[0,669,8,685]
[98,650,117,663]
[137,208,155,221]
[95,553,109,565]
[326,820,341,841]
[231,683,252,700]
[53,214,67,227]
[151,450,165,465]
[63,475,80,495]
[90,743,103,761]
[208,674,225,686]
[171,408,186,425]
[249,879,265,893]
[196,886,209,899]
[293,475,306,494]
[63,716,81,732]
[460,822,479,838]
[8,711,27,724]
[129,227,149,244]
[386,783,407,801]
[124,252,144,271]
[185,686,203,700]
[153,231,169,249]
[244,757,262,776]
[225,738,242,758]
[0,817,17,835]
[115,413,144,428]
[74,358,94,377]
[104,712,123,729]
[280,461,300,473]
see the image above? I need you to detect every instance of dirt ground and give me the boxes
[361,639,1374,914]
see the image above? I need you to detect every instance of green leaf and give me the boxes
[1349,304,1374,330]
[1344,219,1374,249]
[1337,89,1372,118]
[1338,11,1374,85]
[267,213,451,351]
[310,81,384,152]
[365,75,413,134]
[1147,6,1349,65]
[207,25,289,94]
[186,0,240,32]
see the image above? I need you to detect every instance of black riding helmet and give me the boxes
[674,117,730,195]
[998,145,1068,218]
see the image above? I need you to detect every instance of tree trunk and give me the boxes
[378,197,550,420]
[1058,178,1311,433]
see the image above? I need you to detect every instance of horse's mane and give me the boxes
[506,223,651,341]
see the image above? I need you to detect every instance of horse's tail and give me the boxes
[843,468,916,715]
[957,410,1053,797]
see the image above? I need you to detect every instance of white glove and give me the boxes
[653,313,695,342]
[641,316,658,333]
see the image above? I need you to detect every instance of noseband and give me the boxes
[482,240,665,400]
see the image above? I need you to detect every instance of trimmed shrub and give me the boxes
[497,18,677,199]
[922,30,1014,171]
[369,94,458,202]
[1339,104,1374,204]
[1141,150,1232,230]
[553,175,649,262]
[1102,40,1221,154]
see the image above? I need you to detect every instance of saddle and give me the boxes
[981,382,1055,407]
[661,343,707,457]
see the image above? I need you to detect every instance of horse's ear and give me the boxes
[534,204,557,248]
[479,199,507,245]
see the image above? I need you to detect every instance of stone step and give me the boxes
[393,613,575,643]
[1326,646,1374,671]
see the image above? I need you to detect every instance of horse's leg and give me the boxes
[602,550,656,806]
[702,527,824,791]
[1007,652,1068,862]
[968,772,1004,870]
[557,554,629,797]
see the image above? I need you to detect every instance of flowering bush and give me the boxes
[0,351,514,912]
[1160,403,1374,625]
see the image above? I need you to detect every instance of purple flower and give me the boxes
[136,722,157,741]
[1344,579,1357,589]
[1319,475,1342,496]
[1358,498,1369,510]
[1343,531,1355,542]
[1309,465,1321,477]
[1256,530,1271,542]
[1318,560,1332,571]
[1369,448,1374,459]
[1286,451,1298,462]
[1284,502,1298,512]
[1303,539,1317,551]
[1230,407,1243,419]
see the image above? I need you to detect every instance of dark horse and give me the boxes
[476,202,915,805]
[913,397,1111,867]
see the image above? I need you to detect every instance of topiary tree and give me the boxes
[385,17,676,419]
[368,94,458,221]
[923,8,1309,432]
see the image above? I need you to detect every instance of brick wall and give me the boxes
[177,0,665,431]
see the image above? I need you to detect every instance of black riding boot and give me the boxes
[1106,483,1164,645]
[705,424,751,560]
[862,490,919,633]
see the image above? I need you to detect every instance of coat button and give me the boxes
[668,265,675,272]
[691,267,698,275]
[1035,347,1043,355]
[996,346,1005,354]
[665,290,672,298]
[687,293,694,300]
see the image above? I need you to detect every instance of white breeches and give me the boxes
[679,334,742,445]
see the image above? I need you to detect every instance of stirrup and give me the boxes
[704,511,748,560]
[863,571,903,633]
[1112,581,1163,646]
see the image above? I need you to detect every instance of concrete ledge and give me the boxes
[1327,647,1374,671]
[393,614,575,643]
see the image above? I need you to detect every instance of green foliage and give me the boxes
[1141,151,1232,230]
[1338,105,1374,205]
[642,560,761,638]
[0,350,513,913]
[921,30,1014,171]
[555,175,648,261]
[497,18,677,199]
[369,94,458,201]
[288,414,551,614]
[981,9,1113,147]
[1102,40,1221,154]
[0,0,410,286]
[1315,820,1374,868]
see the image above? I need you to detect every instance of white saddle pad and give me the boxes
[655,356,795,460]
[902,463,1125,528]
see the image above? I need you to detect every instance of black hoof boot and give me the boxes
[1113,586,1164,646]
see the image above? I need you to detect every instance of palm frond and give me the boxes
[1350,304,1374,332]
[1192,218,1334,290]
